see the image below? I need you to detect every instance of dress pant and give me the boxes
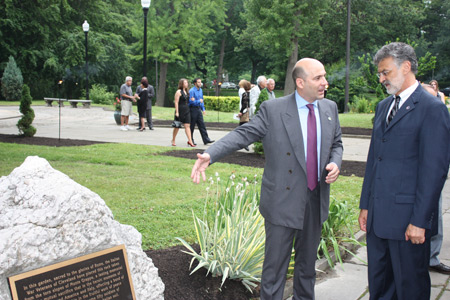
[189,106,209,143]
[430,194,443,267]
[261,188,321,300]
[366,228,431,300]
[146,108,153,129]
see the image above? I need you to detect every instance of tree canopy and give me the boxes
[0,0,447,103]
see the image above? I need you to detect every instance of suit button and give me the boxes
[286,187,290,190]
[378,157,382,161]
[289,170,293,174]
[287,152,291,156]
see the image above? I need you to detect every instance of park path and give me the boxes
[0,105,370,162]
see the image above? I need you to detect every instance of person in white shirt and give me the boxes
[249,75,267,118]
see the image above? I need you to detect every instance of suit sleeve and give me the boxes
[359,103,380,210]
[206,100,270,163]
[148,86,155,99]
[329,101,343,169]
[411,103,450,229]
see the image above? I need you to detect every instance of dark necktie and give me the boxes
[306,104,318,191]
[387,96,401,126]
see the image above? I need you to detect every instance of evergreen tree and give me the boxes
[1,56,23,101]
[253,88,270,155]
[17,84,36,137]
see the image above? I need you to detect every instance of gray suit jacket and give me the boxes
[206,93,343,230]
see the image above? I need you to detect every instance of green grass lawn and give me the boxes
[0,142,363,250]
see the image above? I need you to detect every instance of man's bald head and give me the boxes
[292,58,323,83]
[292,58,328,102]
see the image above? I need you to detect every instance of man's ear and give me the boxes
[296,77,304,89]
[402,61,412,75]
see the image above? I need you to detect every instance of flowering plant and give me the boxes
[113,97,121,111]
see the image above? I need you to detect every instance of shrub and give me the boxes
[350,96,371,113]
[1,56,23,101]
[204,96,240,112]
[317,197,365,267]
[177,174,265,292]
[17,84,36,137]
[90,84,116,104]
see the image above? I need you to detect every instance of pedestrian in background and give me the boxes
[172,78,195,147]
[135,76,155,130]
[119,76,136,131]
[430,80,446,104]
[136,78,148,132]
[189,78,214,146]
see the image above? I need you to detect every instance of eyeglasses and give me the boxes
[376,69,392,78]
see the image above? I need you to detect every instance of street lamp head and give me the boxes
[82,20,89,32]
[141,0,151,8]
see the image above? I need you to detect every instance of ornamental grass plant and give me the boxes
[177,173,265,292]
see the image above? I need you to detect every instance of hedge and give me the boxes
[204,96,240,112]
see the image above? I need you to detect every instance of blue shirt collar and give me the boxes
[295,90,317,109]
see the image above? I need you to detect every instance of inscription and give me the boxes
[8,245,134,300]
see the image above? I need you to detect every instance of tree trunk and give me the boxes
[156,62,168,107]
[250,59,258,84]
[283,38,298,95]
[215,37,226,96]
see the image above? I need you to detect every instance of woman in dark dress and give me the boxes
[137,78,149,131]
[172,78,195,147]
[238,79,251,151]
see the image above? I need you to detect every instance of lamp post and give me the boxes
[142,0,151,77]
[82,20,89,100]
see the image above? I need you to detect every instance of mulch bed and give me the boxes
[162,150,366,177]
[145,245,260,300]
[0,134,106,147]
[0,127,367,299]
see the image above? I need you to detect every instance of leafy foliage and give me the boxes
[17,84,36,137]
[317,197,365,268]
[1,56,23,101]
[177,174,264,292]
[203,96,240,112]
[90,84,116,105]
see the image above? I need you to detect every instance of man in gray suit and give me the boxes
[191,58,343,300]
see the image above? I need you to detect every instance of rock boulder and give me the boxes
[0,156,164,300]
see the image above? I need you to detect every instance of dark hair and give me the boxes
[141,78,148,88]
[241,80,251,91]
[178,78,188,91]
[193,78,201,84]
[373,42,418,74]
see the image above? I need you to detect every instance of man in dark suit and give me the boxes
[359,42,450,299]
[191,58,343,300]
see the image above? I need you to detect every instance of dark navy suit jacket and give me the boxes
[360,84,450,240]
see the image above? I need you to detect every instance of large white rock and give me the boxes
[0,156,165,300]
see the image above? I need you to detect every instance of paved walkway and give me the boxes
[1,105,448,299]
[0,106,370,161]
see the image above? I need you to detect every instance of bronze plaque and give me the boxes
[8,245,136,300]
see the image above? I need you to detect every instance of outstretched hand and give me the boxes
[191,153,211,184]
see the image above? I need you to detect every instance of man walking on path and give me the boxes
[249,75,267,118]
[191,58,343,300]
[189,78,214,145]
[359,42,450,299]
[135,76,155,130]
[120,76,136,131]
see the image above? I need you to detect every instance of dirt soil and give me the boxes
[146,245,260,300]
[0,128,367,300]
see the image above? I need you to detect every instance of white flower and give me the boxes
[230,174,236,180]
[215,172,219,177]
[206,187,210,191]
[226,188,230,193]
[254,174,258,178]
[217,177,221,182]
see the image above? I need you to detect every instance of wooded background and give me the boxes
[1,0,448,105]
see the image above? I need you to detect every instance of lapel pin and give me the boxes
[406,106,410,110]
[328,116,332,121]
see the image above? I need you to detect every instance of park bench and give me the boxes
[68,99,92,108]
[44,97,68,107]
